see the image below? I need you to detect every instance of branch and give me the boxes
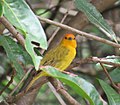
[38,16,120,48]
[9,67,33,96]
[47,11,69,46]
[7,77,48,105]
[100,63,120,91]
[47,82,67,105]
[67,56,120,70]
[0,70,15,95]
[90,57,120,67]
[41,10,69,54]
[49,78,81,105]
[0,17,25,47]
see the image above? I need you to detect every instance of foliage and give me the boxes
[3,0,47,70]
[99,79,120,105]
[75,0,117,43]
[41,66,103,105]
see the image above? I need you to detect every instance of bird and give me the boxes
[26,33,77,92]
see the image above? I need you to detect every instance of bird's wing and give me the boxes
[40,46,69,66]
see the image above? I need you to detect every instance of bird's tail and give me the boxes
[26,71,47,92]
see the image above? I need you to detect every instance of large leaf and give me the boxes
[41,66,103,105]
[3,0,47,70]
[0,36,33,78]
[0,1,3,16]
[75,0,117,43]
[99,79,120,105]
[0,36,25,78]
[110,68,120,83]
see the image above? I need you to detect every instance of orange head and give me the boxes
[61,34,77,48]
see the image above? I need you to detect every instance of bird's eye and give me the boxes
[65,37,67,39]
[68,37,72,40]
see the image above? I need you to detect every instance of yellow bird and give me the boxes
[26,33,77,91]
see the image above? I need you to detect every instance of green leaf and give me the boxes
[74,0,117,43]
[3,0,47,70]
[0,36,25,78]
[110,68,120,83]
[0,36,33,77]
[41,66,103,105]
[0,1,3,16]
[25,35,42,69]
[99,79,120,105]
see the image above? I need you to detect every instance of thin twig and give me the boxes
[0,17,25,47]
[0,70,16,95]
[67,56,120,70]
[48,82,67,105]
[48,12,69,45]
[9,68,33,96]
[91,57,120,67]
[41,10,69,54]
[100,62,120,91]
[37,16,120,48]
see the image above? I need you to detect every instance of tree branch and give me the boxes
[7,77,48,105]
[9,67,33,96]
[67,56,120,70]
[38,16,120,48]
[0,70,15,95]
[100,63,120,91]
[47,82,67,105]
[0,17,25,47]
[49,78,81,105]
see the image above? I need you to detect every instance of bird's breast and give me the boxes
[58,46,76,71]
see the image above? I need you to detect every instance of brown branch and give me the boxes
[91,57,120,67]
[0,100,10,105]
[41,10,69,54]
[9,67,33,96]
[38,16,120,48]
[0,22,5,34]
[100,63,120,91]
[49,78,81,105]
[0,70,16,95]
[67,56,120,71]
[47,82,67,105]
[7,77,48,105]
[0,17,25,47]
[47,11,69,46]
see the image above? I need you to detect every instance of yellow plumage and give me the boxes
[26,33,77,91]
